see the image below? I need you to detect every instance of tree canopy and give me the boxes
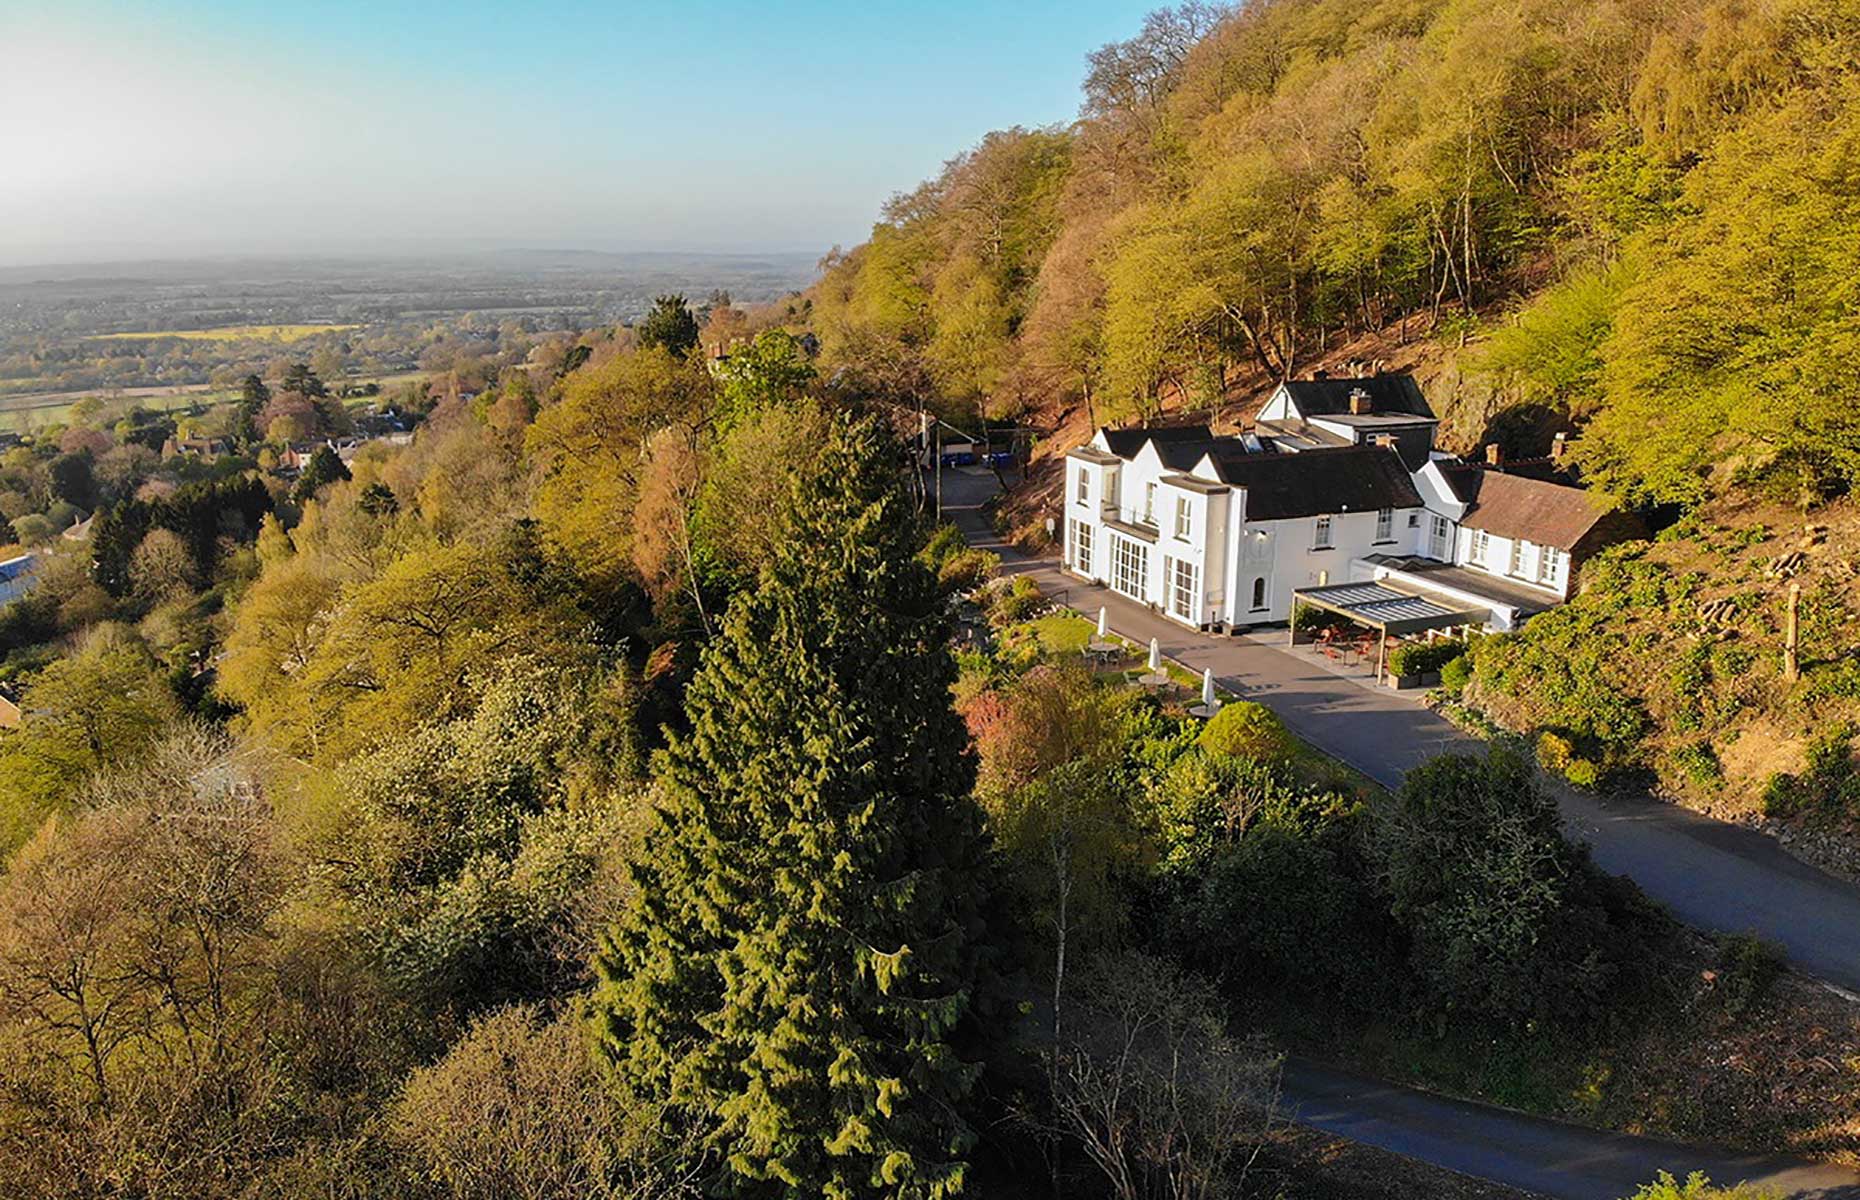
[590,415,999,1197]
[807,0,1860,502]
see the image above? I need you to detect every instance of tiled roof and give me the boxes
[1100,424,1215,460]
[1280,374,1434,419]
[1436,464,1618,550]
[1206,446,1423,521]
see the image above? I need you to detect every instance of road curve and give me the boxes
[1283,1059,1860,1200]
[939,469,1860,993]
[941,469,1860,1198]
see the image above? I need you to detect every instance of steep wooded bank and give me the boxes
[807,0,1860,509]
[804,0,1860,855]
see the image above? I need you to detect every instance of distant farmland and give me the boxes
[92,323,362,343]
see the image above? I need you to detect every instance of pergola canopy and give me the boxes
[1292,581,1488,636]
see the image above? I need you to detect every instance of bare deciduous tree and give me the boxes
[1043,951,1279,1200]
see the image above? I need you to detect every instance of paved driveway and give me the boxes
[941,469,1860,1198]
[942,470,1860,992]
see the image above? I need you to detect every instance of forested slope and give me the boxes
[805,0,1860,849]
[809,0,1860,507]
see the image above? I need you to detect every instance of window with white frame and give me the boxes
[1144,481,1157,525]
[1167,556,1198,622]
[1313,515,1333,549]
[1471,529,1490,563]
[1250,576,1268,611]
[1375,508,1393,542]
[1111,535,1148,602]
[1539,545,1563,585]
[1408,512,1422,528]
[1509,538,1532,577]
[1076,469,1089,505]
[1174,496,1192,540]
[1070,518,1093,575]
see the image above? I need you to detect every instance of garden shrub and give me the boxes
[1171,822,1397,1013]
[988,576,1043,627]
[1197,701,1295,766]
[1762,771,1804,818]
[1670,740,1722,789]
[1564,758,1601,789]
[1713,934,1783,1019]
[938,547,998,593]
[1388,639,1464,678]
[1803,655,1860,704]
[1536,731,1575,774]
[1626,1172,1777,1199]
[1477,620,1651,763]
[1369,751,1663,1032]
[1666,645,1710,733]
[920,522,964,567]
[1438,654,1473,697]
[1766,725,1860,817]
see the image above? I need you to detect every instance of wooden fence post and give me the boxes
[1784,581,1801,683]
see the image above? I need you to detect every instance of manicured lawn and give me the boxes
[997,612,1094,659]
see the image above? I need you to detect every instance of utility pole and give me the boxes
[1784,580,1801,682]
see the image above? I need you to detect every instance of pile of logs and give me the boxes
[1766,549,1809,578]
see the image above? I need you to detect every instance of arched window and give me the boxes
[1251,577,1267,610]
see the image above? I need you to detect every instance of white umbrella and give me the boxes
[1097,606,1109,638]
[1148,638,1161,671]
[1201,668,1217,708]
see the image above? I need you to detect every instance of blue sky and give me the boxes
[0,0,1153,264]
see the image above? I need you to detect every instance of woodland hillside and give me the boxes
[808,0,1860,506]
[802,0,1860,852]
[6,3,1860,1195]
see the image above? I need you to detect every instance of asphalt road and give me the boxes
[1283,1059,1860,1200]
[939,469,1860,994]
[940,468,1860,1198]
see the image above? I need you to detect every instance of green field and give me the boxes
[0,391,215,434]
[92,323,361,343]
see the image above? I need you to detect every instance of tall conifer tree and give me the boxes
[591,414,995,1199]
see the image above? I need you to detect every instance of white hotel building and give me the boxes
[1062,375,1640,634]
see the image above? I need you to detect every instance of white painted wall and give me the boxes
[1224,505,1427,625]
[1411,460,1572,599]
[1257,384,1297,423]
[1066,449,1236,628]
[1459,528,1571,598]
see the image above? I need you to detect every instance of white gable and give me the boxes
[1257,384,1297,422]
[1414,460,1470,520]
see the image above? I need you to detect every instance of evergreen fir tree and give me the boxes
[590,414,995,1199]
[235,374,270,446]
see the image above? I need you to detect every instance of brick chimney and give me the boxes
[1349,387,1373,415]
[1486,443,1504,467]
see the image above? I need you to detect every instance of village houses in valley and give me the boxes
[1063,372,1643,637]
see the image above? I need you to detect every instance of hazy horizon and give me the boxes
[1,0,1154,268]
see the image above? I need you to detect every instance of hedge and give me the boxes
[1387,638,1465,678]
